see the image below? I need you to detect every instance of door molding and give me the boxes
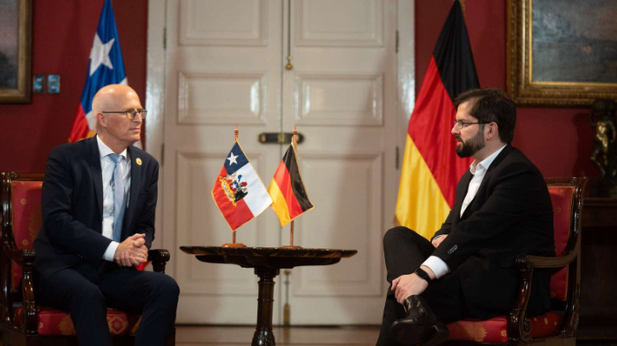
[146,0,167,252]
[397,0,415,154]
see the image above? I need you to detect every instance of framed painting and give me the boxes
[507,0,617,107]
[0,0,32,103]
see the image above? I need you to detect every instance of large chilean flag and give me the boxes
[69,0,128,143]
[394,0,479,239]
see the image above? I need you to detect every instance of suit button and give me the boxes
[447,245,458,255]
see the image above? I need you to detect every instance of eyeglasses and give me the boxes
[452,120,491,129]
[101,109,147,120]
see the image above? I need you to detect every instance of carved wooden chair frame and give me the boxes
[0,172,173,346]
[445,177,586,346]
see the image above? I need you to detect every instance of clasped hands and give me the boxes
[391,235,446,304]
[114,233,148,267]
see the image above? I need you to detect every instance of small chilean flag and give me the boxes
[212,142,272,231]
[268,144,314,227]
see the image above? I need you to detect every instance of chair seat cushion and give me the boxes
[14,305,141,336]
[447,312,562,342]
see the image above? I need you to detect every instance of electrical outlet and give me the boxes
[33,75,45,93]
[48,75,61,94]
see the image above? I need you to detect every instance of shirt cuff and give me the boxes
[422,256,449,279]
[103,241,120,262]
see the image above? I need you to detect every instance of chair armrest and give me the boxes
[525,251,577,270]
[507,250,578,343]
[3,244,36,267]
[507,256,535,343]
[148,249,170,273]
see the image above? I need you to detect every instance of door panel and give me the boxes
[291,152,383,297]
[180,0,269,46]
[177,72,269,125]
[295,73,384,126]
[296,0,383,47]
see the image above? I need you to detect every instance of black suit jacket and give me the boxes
[431,145,554,318]
[34,136,159,279]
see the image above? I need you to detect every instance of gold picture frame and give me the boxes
[0,0,32,103]
[507,0,617,107]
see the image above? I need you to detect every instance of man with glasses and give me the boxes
[33,84,179,346]
[377,88,554,346]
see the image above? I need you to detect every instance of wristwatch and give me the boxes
[414,267,432,283]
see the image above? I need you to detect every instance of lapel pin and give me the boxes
[136,158,142,166]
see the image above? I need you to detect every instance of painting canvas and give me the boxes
[532,0,617,84]
[0,0,31,103]
[507,0,617,106]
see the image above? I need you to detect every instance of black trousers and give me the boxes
[376,227,471,346]
[35,262,179,346]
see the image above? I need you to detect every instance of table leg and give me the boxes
[252,267,280,346]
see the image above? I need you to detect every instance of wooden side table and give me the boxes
[579,198,617,341]
[180,246,357,346]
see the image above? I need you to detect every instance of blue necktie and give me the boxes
[109,154,126,242]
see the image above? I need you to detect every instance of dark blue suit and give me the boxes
[34,136,178,346]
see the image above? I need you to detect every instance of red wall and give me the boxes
[416,0,599,183]
[0,0,147,173]
[0,0,600,184]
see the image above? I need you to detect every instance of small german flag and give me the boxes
[268,144,314,227]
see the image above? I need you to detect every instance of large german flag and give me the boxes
[269,144,314,227]
[394,0,479,239]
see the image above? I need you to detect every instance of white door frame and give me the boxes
[145,0,414,290]
[145,0,167,251]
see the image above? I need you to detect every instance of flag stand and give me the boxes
[281,127,303,250]
[281,220,301,249]
[222,124,247,248]
[222,230,246,248]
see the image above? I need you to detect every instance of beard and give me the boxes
[455,129,485,158]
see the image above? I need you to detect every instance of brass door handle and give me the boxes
[258,132,304,144]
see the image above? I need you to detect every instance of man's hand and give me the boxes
[391,265,435,304]
[114,233,149,267]
[391,273,428,304]
[432,235,448,248]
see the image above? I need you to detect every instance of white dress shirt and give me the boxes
[97,136,131,261]
[422,145,507,279]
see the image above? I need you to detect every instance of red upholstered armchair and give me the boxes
[443,177,587,346]
[0,172,174,346]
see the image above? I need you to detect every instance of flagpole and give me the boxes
[223,124,247,248]
[289,220,295,247]
[283,126,302,250]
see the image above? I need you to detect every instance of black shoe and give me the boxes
[389,295,450,346]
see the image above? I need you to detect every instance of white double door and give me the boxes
[158,0,407,325]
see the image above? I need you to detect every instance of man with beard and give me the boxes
[376,88,554,346]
